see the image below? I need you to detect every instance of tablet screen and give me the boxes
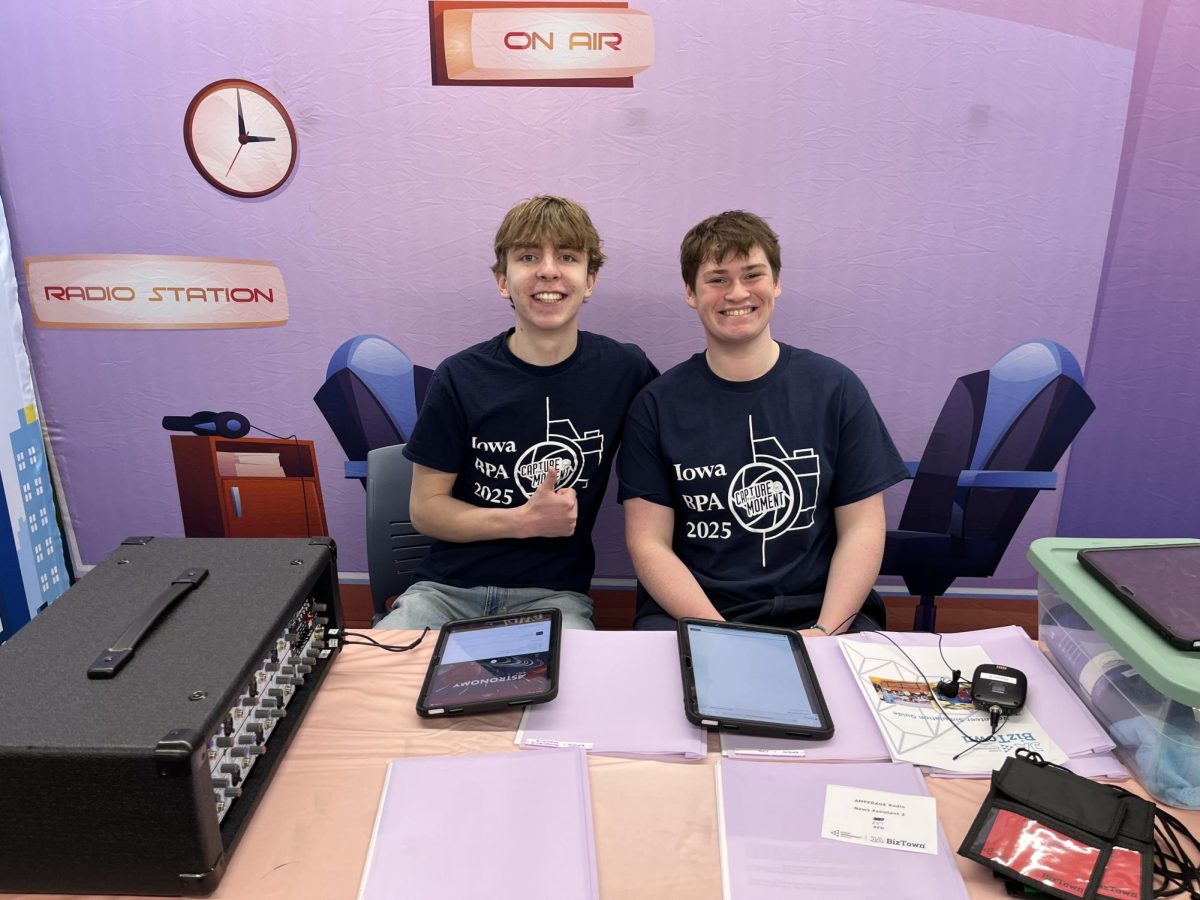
[1079,544,1200,642]
[686,622,824,728]
[423,615,555,707]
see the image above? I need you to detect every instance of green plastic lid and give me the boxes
[1029,537,1200,708]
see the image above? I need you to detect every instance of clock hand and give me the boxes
[225,143,244,177]
[243,134,276,143]
[236,89,247,142]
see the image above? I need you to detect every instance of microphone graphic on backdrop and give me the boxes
[161,410,251,439]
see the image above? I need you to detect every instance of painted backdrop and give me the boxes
[0,0,1192,593]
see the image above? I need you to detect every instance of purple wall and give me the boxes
[0,1,1150,587]
[1058,0,1200,539]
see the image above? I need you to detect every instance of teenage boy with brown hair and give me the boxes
[618,210,907,636]
[378,195,657,630]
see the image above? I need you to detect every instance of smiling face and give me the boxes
[496,241,596,338]
[685,245,781,348]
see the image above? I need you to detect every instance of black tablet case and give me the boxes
[676,618,835,740]
[1077,543,1200,651]
[416,611,562,716]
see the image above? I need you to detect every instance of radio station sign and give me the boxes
[431,2,654,86]
[24,254,288,330]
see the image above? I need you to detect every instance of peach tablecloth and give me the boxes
[8,631,1193,899]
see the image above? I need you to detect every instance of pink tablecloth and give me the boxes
[8,631,1193,899]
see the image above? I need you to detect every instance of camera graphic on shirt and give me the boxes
[513,426,604,498]
[727,435,820,540]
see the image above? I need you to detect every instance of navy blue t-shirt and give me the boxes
[404,330,657,594]
[618,344,907,618]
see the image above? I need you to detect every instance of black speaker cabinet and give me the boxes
[0,536,342,895]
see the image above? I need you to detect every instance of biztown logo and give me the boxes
[513,398,604,497]
[429,2,654,87]
[727,417,820,566]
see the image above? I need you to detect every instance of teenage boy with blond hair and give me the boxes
[618,210,907,636]
[379,196,657,631]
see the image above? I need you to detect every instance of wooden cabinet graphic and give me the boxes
[170,436,329,538]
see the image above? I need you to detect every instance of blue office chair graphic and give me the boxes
[313,335,433,484]
[881,340,1095,632]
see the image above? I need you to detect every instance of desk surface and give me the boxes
[10,630,1194,900]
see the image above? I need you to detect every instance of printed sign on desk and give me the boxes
[821,784,939,855]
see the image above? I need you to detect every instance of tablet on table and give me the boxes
[677,618,834,740]
[416,609,562,717]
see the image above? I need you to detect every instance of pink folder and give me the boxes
[717,760,968,899]
[926,750,1130,781]
[516,630,708,759]
[720,636,890,761]
[358,748,598,900]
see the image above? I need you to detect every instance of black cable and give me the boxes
[812,613,1000,753]
[1152,807,1200,897]
[342,627,430,653]
[249,423,297,442]
[935,633,965,696]
[858,629,1010,756]
[936,634,957,673]
[952,713,1009,761]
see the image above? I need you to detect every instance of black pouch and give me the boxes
[959,749,1155,900]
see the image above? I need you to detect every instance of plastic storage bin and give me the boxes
[1030,538,1200,809]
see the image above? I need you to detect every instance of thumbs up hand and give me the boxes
[518,466,578,538]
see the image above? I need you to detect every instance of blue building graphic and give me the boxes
[0,404,66,640]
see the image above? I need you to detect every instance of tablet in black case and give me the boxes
[1077,543,1200,651]
[677,618,834,740]
[416,610,562,717]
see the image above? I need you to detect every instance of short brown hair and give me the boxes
[492,196,606,276]
[680,210,781,289]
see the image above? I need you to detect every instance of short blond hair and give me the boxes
[492,196,606,276]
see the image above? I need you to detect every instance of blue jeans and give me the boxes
[376,581,595,631]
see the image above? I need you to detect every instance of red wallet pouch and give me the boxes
[959,751,1153,900]
[976,808,1143,900]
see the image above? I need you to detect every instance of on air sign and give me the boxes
[431,2,654,86]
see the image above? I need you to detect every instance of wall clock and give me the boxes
[184,79,297,198]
